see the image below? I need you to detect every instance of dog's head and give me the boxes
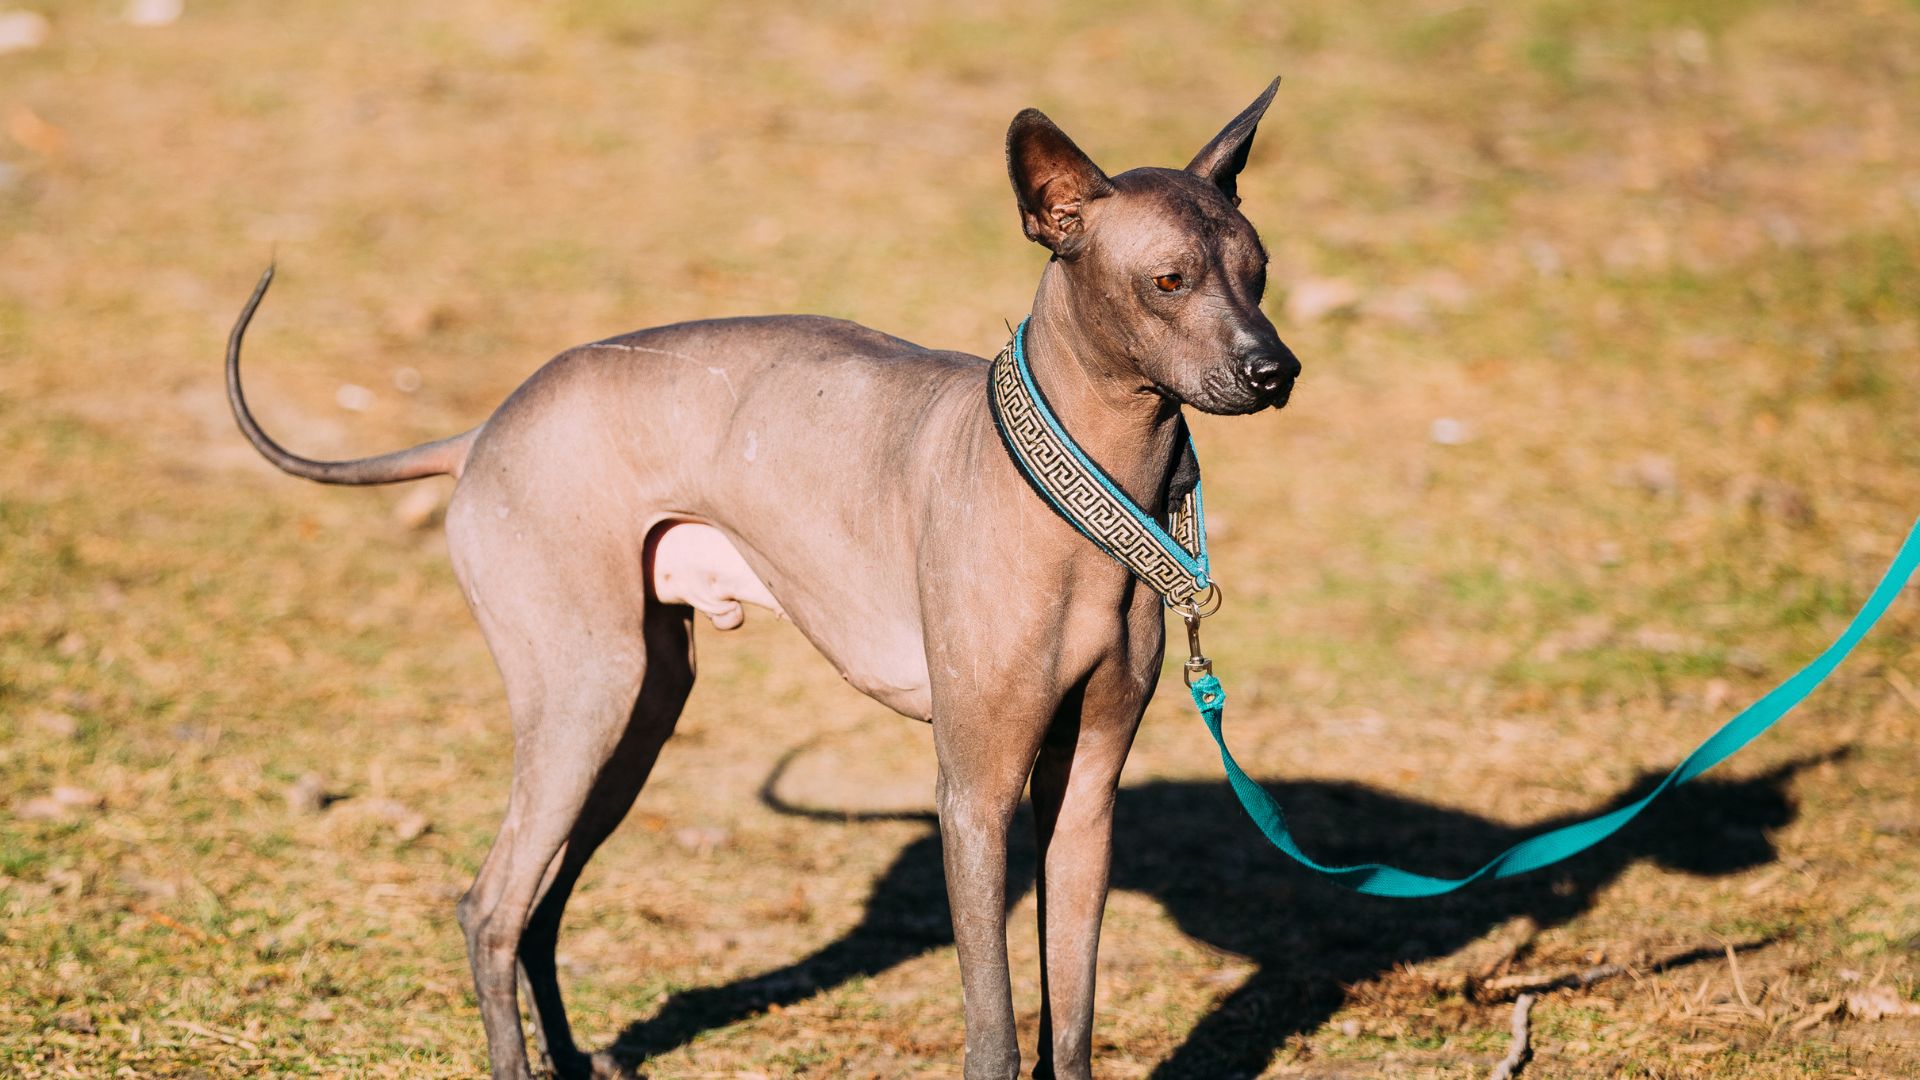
[1007,79,1297,415]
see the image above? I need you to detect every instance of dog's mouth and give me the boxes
[1158,373,1293,416]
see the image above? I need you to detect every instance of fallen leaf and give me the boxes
[124,0,182,27]
[393,485,442,530]
[674,825,729,856]
[335,383,375,412]
[29,710,80,740]
[4,103,65,157]
[1283,277,1360,325]
[285,772,329,814]
[1846,985,1920,1021]
[0,10,49,56]
[1430,417,1470,446]
[364,797,431,841]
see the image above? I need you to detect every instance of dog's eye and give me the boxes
[1154,273,1184,293]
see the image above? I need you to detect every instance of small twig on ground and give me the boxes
[166,1019,259,1052]
[1724,941,1762,1017]
[1476,938,1775,1003]
[130,906,231,946]
[1488,993,1535,1080]
[1789,998,1844,1033]
[1886,670,1920,719]
[1481,962,1624,999]
[1476,916,1541,982]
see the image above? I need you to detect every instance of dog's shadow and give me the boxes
[607,747,1829,1078]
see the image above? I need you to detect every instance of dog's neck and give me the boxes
[1022,264,1186,512]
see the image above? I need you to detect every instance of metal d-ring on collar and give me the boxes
[986,318,1221,683]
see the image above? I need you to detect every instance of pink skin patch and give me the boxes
[648,521,782,629]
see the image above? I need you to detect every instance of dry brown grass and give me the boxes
[3,1,1919,1076]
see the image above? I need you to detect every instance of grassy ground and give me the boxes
[3,1,1919,1076]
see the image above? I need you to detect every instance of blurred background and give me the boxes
[2,1,1917,1076]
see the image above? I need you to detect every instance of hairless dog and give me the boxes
[226,79,1298,1080]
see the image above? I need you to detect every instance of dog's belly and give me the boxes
[647,520,933,719]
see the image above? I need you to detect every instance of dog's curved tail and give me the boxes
[227,266,478,485]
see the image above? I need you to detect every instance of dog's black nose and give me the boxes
[1242,347,1301,396]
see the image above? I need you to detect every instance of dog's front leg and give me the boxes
[934,692,1054,1080]
[1029,670,1148,1080]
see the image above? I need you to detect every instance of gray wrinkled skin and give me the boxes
[225,79,1298,1080]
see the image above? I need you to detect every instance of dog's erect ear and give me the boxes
[1185,77,1281,205]
[1007,109,1114,257]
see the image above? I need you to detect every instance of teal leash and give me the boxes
[991,319,1920,898]
[1188,517,1920,897]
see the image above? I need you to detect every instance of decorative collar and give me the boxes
[987,318,1212,605]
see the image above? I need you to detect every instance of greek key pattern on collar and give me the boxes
[990,341,1202,603]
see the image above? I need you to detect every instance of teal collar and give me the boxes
[987,318,1213,606]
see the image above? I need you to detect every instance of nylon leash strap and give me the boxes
[1190,520,1919,897]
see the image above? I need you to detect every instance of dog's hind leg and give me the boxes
[457,674,645,1079]
[517,602,695,1079]
[447,498,677,1080]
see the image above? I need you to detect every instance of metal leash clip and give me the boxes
[1169,583,1223,687]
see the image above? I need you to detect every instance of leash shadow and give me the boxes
[606,748,1835,1076]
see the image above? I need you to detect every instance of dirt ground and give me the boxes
[3,1,1919,1077]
